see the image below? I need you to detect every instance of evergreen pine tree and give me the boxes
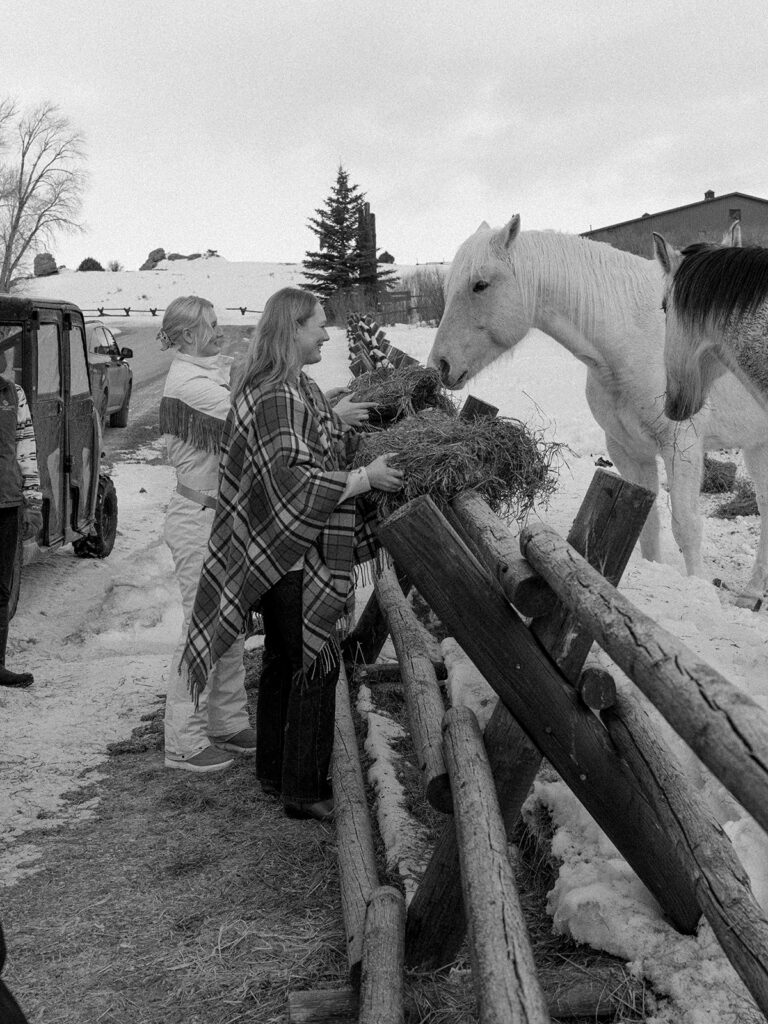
[302,165,396,302]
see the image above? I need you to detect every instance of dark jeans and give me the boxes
[0,507,20,663]
[256,571,339,804]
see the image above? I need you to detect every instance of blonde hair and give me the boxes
[158,295,215,350]
[235,287,319,397]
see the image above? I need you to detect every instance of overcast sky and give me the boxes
[3,0,767,270]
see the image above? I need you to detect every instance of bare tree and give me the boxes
[0,100,86,292]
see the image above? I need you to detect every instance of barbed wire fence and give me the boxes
[79,307,264,318]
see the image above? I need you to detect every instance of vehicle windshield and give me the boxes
[0,323,23,385]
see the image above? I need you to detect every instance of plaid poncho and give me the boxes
[181,372,379,701]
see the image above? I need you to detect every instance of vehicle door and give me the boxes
[34,312,67,546]
[65,313,99,536]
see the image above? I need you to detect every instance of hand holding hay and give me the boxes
[341,365,456,429]
[366,452,405,492]
[333,390,379,428]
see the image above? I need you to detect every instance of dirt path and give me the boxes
[2,682,349,1024]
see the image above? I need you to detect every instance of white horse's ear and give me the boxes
[721,220,742,247]
[500,214,521,249]
[475,221,491,233]
[653,232,677,275]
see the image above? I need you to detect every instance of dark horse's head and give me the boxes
[654,234,751,420]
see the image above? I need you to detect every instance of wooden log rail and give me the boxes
[443,705,549,1024]
[382,489,705,947]
[331,662,380,987]
[520,520,768,836]
[359,887,406,1024]
[603,688,768,1010]
[373,557,451,812]
[378,481,768,1018]
[405,470,668,969]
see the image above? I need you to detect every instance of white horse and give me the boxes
[654,232,768,418]
[428,215,768,600]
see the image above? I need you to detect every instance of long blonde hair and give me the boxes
[235,287,319,397]
[158,295,215,350]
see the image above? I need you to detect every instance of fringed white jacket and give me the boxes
[159,352,233,492]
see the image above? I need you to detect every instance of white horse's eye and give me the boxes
[473,280,490,293]
[661,297,668,314]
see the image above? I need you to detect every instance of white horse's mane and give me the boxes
[448,227,657,337]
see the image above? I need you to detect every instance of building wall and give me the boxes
[583,196,768,258]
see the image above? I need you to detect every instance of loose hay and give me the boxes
[701,455,738,494]
[352,410,561,520]
[343,365,457,429]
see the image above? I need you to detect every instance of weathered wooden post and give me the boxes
[374,558,451,811]
[359,886,406,1024]
[380,493,700,940]
[331,662,379,985]
[443,705,550,1024]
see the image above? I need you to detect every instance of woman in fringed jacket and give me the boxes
[182,287,403,820]
[159,296,257,773]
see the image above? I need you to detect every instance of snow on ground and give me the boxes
[5,264,768,1023]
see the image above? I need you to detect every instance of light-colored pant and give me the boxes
[163,492,250,759]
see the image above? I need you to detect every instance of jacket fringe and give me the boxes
[292,635,341,692]
[160,396,224,453]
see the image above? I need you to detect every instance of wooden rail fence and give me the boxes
[288,465,768,1022]
[287,325,768,1020]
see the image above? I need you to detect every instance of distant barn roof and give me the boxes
[583,191,768,236]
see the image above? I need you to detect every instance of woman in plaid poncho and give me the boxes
[183,288,402,821]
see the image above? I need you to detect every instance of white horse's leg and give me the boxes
[661,444,704,576]
[740,446,768,600]
[604,435,662,562]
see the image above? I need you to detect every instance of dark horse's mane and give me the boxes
[672,242,768,330]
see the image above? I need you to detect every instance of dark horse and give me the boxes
[654,234,768,420]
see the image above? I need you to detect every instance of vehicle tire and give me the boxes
[109,382,131,428]
[73,474,118,559]
[98,389,109,430]
[8,510,23,620]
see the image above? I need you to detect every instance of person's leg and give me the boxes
[206,635,254,750]
[256,572,303,793]
[0,506,33,688]
[163,495,232,771]
[282,650,339,810]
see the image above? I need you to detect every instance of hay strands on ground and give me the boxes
[352,410,561,521]
[342,365,457,429]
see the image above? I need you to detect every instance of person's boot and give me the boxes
[0,622,33,688]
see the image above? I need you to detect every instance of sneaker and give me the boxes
[210,728,257,754]
[164,745,234,773]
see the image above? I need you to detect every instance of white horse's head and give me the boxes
[428,214,533,388]
[653,232,726,421]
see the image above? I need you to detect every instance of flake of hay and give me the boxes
[714,478,759,518]
[352,411,561,521]
[343,366,457,429]
[701,455,737,494]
